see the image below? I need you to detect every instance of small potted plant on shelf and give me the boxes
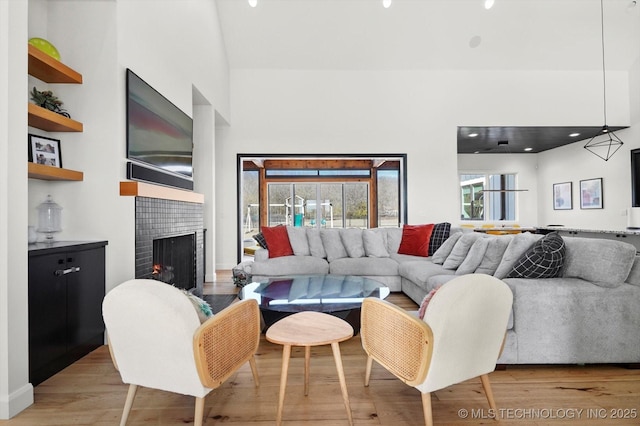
[30,87,70,118]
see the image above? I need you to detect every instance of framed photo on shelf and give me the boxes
[28,134,62,168]
[580,178,603,209]
[553,182,572,210]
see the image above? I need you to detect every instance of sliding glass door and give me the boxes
[266,182,367,229]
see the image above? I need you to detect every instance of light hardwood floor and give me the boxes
[3,272,639,425]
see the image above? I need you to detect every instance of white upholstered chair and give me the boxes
[103,279,260,426]
[361,274,513,426]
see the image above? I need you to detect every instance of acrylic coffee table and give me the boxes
[238,274,390,333]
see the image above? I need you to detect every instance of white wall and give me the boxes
[1,0,33,419]
[193,97,217,282]
[3,0,230,418]
[215,68,630,269]
[538,56,640,230]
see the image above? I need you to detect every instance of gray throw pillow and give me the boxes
[474,236,512,275]
[363,229,390,257]
[455,237,490,275]
[286,226,310,256]
[306,228,326,258]
[493,232,541,279]
[341,228,365,258]
[385,228,403,254]
[320,229,348,262]
[562,237,636,288]
[442,232,483,270]
[431,232,463,264]
[625,256,640,287]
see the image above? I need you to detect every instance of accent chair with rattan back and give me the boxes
[103,279,261,426]
[361,274,513,426]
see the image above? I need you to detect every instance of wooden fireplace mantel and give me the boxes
[119,181,204,204]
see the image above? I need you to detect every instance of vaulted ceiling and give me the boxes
[215,0,640,152]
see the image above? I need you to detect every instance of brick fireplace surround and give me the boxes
[134,197,204,295]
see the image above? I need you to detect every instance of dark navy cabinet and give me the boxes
[28,241,107,386]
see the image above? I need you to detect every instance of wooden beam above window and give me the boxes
[264,159,373,169]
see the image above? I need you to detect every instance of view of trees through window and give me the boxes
[377,170,400,227]
[460,173,517,221]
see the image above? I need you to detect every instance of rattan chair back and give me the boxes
[193,299,261,388]
[361,298,433,386]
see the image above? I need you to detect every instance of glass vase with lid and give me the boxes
[37,194,62,241]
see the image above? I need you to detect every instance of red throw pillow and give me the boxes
[261,226,294,258]
[398,223,435,257]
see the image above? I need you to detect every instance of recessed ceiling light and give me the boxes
[468,133,478,138]
[248,0,257,7]
[484,0,495,10]
[383,0,392,8]
[569,132,580,137]
[524,147,533,152]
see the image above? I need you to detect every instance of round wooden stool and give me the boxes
[266,311,354,426]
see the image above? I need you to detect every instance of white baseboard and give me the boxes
[205,272,217,282]
[0,383,34,419]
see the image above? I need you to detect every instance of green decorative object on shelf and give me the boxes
[28,37,60,60]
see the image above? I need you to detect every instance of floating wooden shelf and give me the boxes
[28,103,83,132]
[28,45,83,84]
[28,163,83,181]
[120,181,204,204]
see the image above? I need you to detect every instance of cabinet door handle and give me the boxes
[54,266,80,276]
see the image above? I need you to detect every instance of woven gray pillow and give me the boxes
[455,237,490,275]
[306,228,326,258]
[320,229,348,262]
[431,232,463,264]
[363,229,390,258]
[286,226,310,256]
[341,228,365,258]
[474,236,512,275]
[442,233,483,270]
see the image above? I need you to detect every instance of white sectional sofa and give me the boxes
[248,225,640,365]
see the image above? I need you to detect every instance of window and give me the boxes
[265,182,368,229]
[377,169,400,227]
[242,170,259,240]
[238,155,407,262]
[460,173,517,221]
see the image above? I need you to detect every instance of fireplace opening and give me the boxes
[152,233,196,291]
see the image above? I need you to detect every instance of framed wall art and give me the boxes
[28,134,62,168]
[580,178,603,209]
[553,182,572,210]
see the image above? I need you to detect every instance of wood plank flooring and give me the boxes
[3,272,639,425]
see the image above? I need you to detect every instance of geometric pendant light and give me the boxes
[584,0,624,161]
[584,126,624,161]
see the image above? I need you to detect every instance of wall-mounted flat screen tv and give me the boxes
[126,68,193,181]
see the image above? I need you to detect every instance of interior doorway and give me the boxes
[237,154,407,262]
